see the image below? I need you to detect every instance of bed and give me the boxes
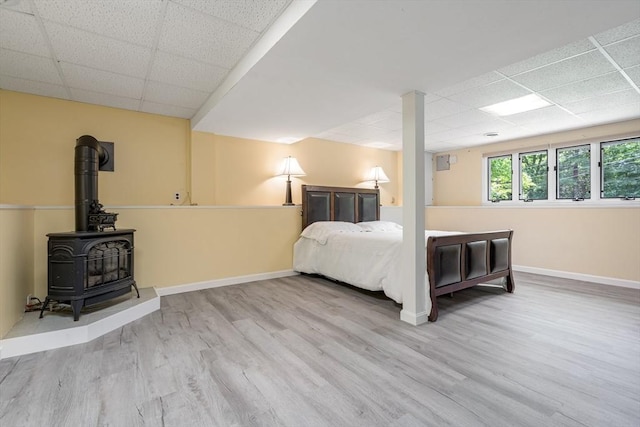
[293,185,514,321]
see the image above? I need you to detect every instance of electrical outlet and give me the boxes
[174,192,181,201]
[26,294,32,305]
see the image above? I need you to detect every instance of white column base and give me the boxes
[400,309,429,326]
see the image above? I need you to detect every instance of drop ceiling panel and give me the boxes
[433,109,498,129]
[625,65,640,86]
[424,122,453,136]
[314,131,347,141]
[45,21,152,77]
[441,135,495,148]
[362,141,396,149]
[373,130,402,143]
[143,80,210,109]
[448,78,531,108]
[454,117,518,136]
[428,128,475,143]
[522,117,587,134]
[34,0,163,47]
[141,101,197,119]
[0,49,62,84]
[603,36,640,68]
[327,122,394,139]
[510,50,617,92]
[497,39,596,77]
[150,51,229,92]
[61,62,145,98]
[577,102,640,123]
[173,0,290,33]
[0,75,68,99]
[0,9,49,57]
[541,72,631,105]
[564,89,640,115]
[425,97,471,121]
[354,109,401,127]
[70,87,140,111]
[594,19,640,45]
[356,112,402,131]
[159,1,258,68]
[506,105,585,128]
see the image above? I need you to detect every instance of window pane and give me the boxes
[557,145,591,199]
[601,138,640,199]
[488,155,512,201]
[520,150,548,200]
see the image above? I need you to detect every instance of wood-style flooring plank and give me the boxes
[1,272,638,426]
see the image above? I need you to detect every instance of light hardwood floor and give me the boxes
[1,272,638,426]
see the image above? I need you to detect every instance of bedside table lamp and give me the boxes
[278,156,306,205]
[366,166,390,189]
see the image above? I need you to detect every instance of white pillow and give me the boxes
[357,220,403,232]
[300,221,362,244]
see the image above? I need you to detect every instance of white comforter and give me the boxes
[293,229,461,305]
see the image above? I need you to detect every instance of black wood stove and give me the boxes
[40,135,139,321]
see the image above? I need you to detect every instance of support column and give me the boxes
[400,90,428,325]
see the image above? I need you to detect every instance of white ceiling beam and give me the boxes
[191,0,317,130]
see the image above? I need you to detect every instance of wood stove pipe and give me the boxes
[75,135,108,232]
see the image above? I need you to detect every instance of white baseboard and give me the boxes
[513,265,640,290]
[155,270,299,296]
[0,290,160,360]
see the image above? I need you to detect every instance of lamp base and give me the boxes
[283,179,294,205]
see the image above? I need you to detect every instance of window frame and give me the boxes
[556,144,591,201]
[481,134,640,206]
[518,149,549,201]
[600,137,640,200]
[487,154,513,202]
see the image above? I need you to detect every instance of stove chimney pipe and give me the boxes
[75,135,108,232]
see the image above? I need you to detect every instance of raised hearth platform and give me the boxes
[0,287,159,360]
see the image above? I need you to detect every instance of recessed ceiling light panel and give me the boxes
[480,94,551,116]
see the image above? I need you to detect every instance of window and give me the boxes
[488,155,512,201]
[482,135,639,204]
[519,150,548,200]
[601,138,640,199]
[557,145,590,200]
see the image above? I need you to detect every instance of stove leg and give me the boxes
[39,297,50,319]
[132,281,140,298]
[71,300,83,321]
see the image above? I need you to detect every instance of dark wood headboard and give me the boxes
[301,185,380,229]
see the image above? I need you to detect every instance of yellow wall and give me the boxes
[210,135,294,206]
[190,131,217,205]
[190,134,400,207]
[0,90,190,206]
[294,138,399,206]
[29,207,301,300]
[0,207,34,338]
[427,206,640,282]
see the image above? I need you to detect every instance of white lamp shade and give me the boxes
[278,156,306,177]
[366,166,390,183]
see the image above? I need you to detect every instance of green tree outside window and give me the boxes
[601,139,640,199]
